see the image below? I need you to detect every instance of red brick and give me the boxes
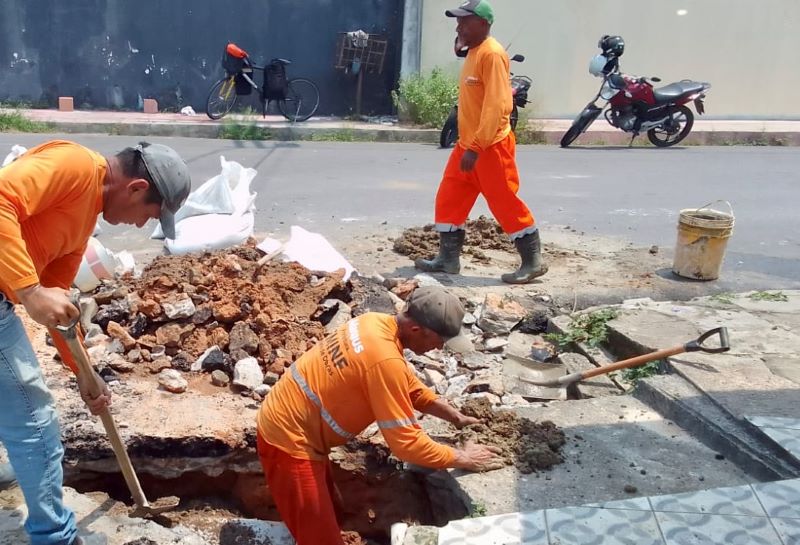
[58,97,74,112]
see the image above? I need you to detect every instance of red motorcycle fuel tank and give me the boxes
[609,76,656,107]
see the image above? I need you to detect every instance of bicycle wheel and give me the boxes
[206,77,238,120]
[278,78,320,122]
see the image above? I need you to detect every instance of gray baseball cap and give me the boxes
[405,286,473,353]
[136,143,191,239]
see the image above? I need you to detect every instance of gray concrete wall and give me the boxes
[420,0,800,119]
[0,0,404,115]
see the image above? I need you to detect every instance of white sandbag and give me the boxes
[257,226,356,281]
[152,156,257,240]
[165,212,255,255]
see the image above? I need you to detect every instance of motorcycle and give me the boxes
[440,53,531,149]
[561,35,711,148]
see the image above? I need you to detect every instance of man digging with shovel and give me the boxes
[416,0,548,284]
[257,286,504,545]
[0,140,190,545]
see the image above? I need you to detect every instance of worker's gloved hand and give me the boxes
[453,441,504,472]
[460,150,479,172]
[16,284,79,329]
[78,371,112,415]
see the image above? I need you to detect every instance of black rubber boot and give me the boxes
[501,230,548,284]
[414,230,465,274]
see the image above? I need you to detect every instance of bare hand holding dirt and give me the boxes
[453,441,505,472]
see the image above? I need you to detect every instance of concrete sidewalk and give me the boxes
[10,108,800,146]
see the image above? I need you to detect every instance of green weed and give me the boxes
[392,68,459,127]
[709,292,736,304]
[748,291,789,302]
[0,108,53,133]
[545,309,619,350]
[219,120,271,141]
[621,360,661,383]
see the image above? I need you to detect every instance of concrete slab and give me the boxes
[445,396,756,516]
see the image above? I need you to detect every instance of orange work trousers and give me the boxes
[257,433,344,545]
[434,132,535,237]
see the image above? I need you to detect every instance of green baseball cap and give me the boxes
[405,286,473,353]
[136,142,191,240]
[445,0,495,24]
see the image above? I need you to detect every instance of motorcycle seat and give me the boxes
[653,81,707,103]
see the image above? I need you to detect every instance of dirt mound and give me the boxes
[392,216,516,264]
[85,241,395,393]
[457,397,565,473]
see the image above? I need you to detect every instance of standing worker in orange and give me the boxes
[416,0,548,284]
[0,140,191,545]
[257,286,503,545]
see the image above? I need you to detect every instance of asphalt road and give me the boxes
[2,134,798,289]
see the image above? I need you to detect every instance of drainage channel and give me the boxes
[64,440,470,545]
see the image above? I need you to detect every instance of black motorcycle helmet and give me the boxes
[598,35,625,58]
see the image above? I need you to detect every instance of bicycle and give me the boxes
[206,43,320,122]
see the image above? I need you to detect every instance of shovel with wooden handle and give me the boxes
[55,321,179,518]
[520,327,730,388]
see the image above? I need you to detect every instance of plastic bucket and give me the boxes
[673,201,734,281]
[74,237,116,292]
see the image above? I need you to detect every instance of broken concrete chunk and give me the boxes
[422,368,446,389]
[462,312,477,326]
[155,323,194,347]
[106,354,135,373]
[192,346,226,372]
[171,351,193,372]
[484,337,509,352]
[79,297,98,331]
[466,375,505,396]
[106,321,137,351]
[254,384,271,397]
[191,304,214,325]
[264,372,280,386]
[138,299,162,320]
[162,293,197,320]
[219,519,293,545]
[461,352,493,370]
[94,299,130,329]
[445,374,470,398]
[84,332,110,349]
[128,314,148,338]
[146,357,172,375]
[106,338,125,355]
[211,370,231,387]
[233,357,264,391]
[477,293,527,336]
[126,349,142,363]
[158,369,188,394]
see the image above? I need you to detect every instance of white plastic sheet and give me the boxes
[152,156,258,255]
[2,145,27,167]
[257,226,356,281]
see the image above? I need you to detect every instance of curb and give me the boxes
[14,116,800,147]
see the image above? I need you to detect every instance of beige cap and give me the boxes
[405,286,473,353]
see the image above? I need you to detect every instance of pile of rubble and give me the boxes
[77,242,396,400]
[392,216,517,264]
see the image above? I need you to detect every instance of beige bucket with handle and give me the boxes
[673,201,734,280]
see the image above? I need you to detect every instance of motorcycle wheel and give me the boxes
[560,118,589,148]
[510,105,519,132]
[440,109,458,148]
[647,105,694,147]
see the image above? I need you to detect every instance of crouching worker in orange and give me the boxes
[256,286,503,545]
[416,0,548,284]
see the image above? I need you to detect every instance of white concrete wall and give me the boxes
[420,0,800,119]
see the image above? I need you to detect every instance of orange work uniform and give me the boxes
[434,36,537,239]
[257,312,454,545]
[0,140,107,372]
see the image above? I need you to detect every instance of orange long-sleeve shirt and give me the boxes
[457,36,513,152]
[258,313,456,468]
[0,140,107,372]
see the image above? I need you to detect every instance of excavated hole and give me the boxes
[64,441,469,545]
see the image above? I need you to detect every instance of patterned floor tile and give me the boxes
[656,512,780,545]
[437,511,548,545]
[649,484,766,516]
[758,427,800,461]
[746,416,800,431]
[584,497,653,511]
[772,517,800,545]
[546,506,664,545]
[752,479,800,519]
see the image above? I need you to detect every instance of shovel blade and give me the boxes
[502,355,567,401]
